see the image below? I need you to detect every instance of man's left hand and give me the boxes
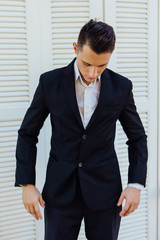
[117,187,140,217]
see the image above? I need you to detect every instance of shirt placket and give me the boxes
[84,84,94,128]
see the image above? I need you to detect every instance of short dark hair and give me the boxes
[77,19,116,54]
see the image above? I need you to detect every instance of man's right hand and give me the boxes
[21,184,45,220]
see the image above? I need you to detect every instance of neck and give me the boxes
[82,79,91,85]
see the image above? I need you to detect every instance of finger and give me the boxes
[39,195,45,208]
[123,204,135,216]
[23,204,31,214]
[119,202,130,217]
[30,205,39,220]
[123,205,135,217]
[117,193,125,206]
[34,204,42,220]
[24,204,39,220]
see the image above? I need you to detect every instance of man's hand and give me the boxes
[117,186,140,217]
[22,184,45,220]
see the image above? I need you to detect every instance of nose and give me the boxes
[88,67,98,78]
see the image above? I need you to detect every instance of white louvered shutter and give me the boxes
[113,0,149,239]
[0,0,29,104]
[51,0,90,69]
[0,0,37,239]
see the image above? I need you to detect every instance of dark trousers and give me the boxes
[44,170,122,240]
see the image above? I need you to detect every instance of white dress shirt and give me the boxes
[74,59,144,191]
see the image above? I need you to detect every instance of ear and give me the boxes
[73,42,78,54]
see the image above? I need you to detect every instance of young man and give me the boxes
[14,19,148,240]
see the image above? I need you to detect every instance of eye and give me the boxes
[98,64,107,68]
[84,63,91,66]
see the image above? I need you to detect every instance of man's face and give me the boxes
[73,43,112,85]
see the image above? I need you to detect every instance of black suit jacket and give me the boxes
[14,57,148,211]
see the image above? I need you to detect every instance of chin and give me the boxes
[88,79,95,81]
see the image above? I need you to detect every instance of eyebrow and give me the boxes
[82,60,108,67]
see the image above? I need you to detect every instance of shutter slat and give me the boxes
[53,2,89,7]
[52,7,89,12]
[52,28,83,33]
[0,97,29,103]
[0,16,25,22]
[0,6,25,12]
[52,55,76,61]
[116,2,147,8]
[52,39,78,44]
[0,22,25,28]
[117,28,147,33]
[52,22,88,28]
[117,0,147,3]
[0,55,27,60]
[0,49,27,54]
[52,17,89,23]
[0,1,25,6]
[117,49,147,53]
[0,39,26,44]
[51,12,89,18]
[117,17,147,23]
[0,214,33,223]
[0,76,28,81]
[0,33,26,38]
[0,46,26,51]
[117,22,147,28]
[0,81,28,86]
[117,32,147,38]
[117,58,147,63]
[0,11,25,17]
[117,63,147,68]
[0,161,16,167]
[117,12,147,19]
[0,70,28,76]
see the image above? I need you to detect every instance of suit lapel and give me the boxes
[62,58,111,131]
[62,58,84,129]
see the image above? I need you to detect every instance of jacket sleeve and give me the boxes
[118,80,148,187]
[14,74,49,187]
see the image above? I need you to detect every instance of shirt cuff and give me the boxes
[127,183,144,191]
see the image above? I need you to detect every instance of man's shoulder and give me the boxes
[41,65,66,79]
[38,65,68,89]
[106,68,132,88]
[40,58,75,81]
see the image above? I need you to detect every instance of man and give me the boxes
[14,19,148,240]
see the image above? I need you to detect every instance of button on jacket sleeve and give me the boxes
[118,80,148,187]
[15,74,49,187]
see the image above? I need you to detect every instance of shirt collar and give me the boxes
[74,59,101,85]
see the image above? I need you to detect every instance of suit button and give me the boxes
[79,162,82,167]
[82,134,87,139]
